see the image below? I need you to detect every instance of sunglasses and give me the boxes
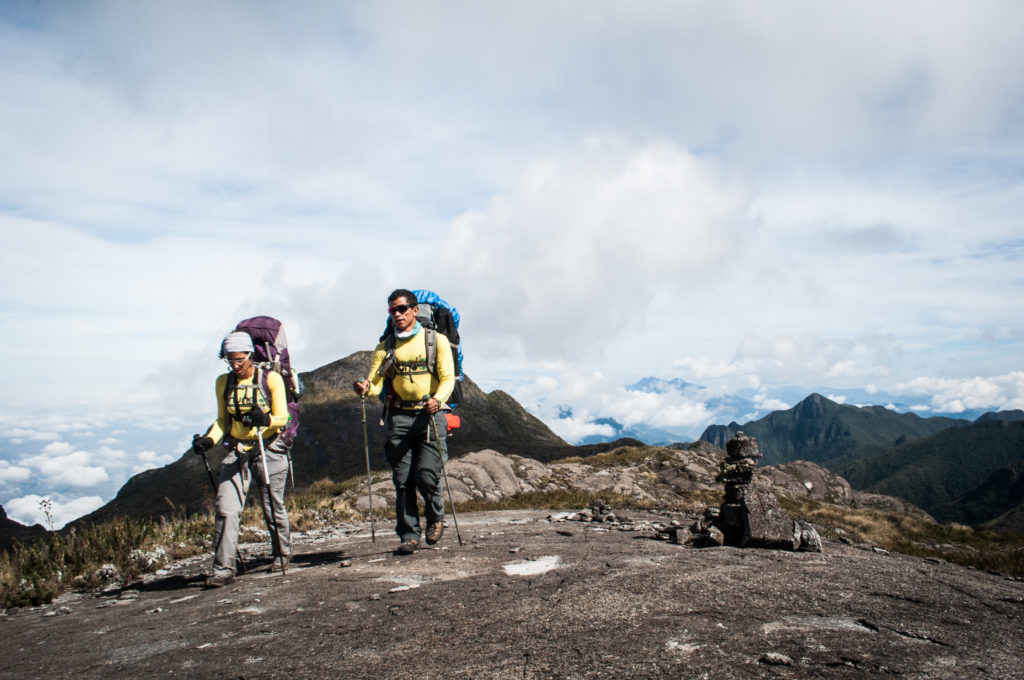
[388,304,413,315]
[225,353,252,366]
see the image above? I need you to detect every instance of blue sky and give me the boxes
[2,1,1023,527]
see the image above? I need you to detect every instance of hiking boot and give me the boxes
[425,521,444,545]
[396,538,418,555]
[204,573,235,589]
[270,555,290,573]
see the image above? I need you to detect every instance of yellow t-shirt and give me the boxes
[364,327,455,407]
[205,368,290,449]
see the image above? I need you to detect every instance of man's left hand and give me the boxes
[425,397,439,414]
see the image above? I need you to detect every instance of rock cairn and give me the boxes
[717,431,762,545]
[684,431,822,552]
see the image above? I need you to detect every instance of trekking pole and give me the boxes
[255,429,287,575]
[360,396,377,542]
[424,397,463,546]
[196,447,246,574]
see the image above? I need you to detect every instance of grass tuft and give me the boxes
[780,496,1024,576]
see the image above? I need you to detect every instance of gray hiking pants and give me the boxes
[385,410,447,542]
[212,441,291,577]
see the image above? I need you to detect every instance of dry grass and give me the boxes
[554,445,678,469]
[0,512,216,608]
[780,496,1024,577]
[6,465,1021,609]
[455,488,647,513]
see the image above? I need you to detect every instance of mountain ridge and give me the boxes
[0,504,48,550]
[73,351,573,526]
[697,394,1024,532]
[699,393,969,466]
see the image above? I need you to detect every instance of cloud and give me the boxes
[814,223,918,254]
[1,2,1024,505]
[437,138,754,360]
[4,494,104,530]
[895,372,1024,413]
[734,333,902,385]
[547,416,617,444]
[40,441,72,456]
[508,366,717,443]
[25,431,61,442]
[670,333,904,390]
[752,395,791,412]
[19,445,110,487]
[0,461,31,484]
[131,450,175,474]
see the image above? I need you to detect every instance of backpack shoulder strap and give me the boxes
[223,371,236,404]
[256,366,271,404]
[425,328,437,377]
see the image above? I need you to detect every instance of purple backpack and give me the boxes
[230,316,302,446]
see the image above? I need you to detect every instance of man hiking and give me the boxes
[353,289,455,554]
[192,331,293,587]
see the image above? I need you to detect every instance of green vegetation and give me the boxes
[835,420,1024,524]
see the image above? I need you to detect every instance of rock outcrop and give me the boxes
[678,432,823,552]
[3,510,1022,680]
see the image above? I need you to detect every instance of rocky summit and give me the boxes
[6,434,1024,679]
[2,509,1023,679]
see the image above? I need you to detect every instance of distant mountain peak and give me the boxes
[626,377,701,393]
[699,392,969,466]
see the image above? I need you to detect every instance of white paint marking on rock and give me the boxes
[665,639,702,654]
[762,616,875,634]
[389,584,421,593]
[503,555,561,576]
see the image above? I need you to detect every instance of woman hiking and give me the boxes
[191,331,292,588]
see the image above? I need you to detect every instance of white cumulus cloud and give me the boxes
[437,138,754,361]
[0,461,32,483]
[895,372,1024,413]
[19,447,110,488]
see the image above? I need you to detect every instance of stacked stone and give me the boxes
[715,431,761,545]
[702,431,823,551]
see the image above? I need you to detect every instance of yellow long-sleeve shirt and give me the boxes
[204,369,290,449]
[364,327,455,407]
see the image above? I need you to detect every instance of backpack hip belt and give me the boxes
[226,432,279,448]
[391,398,431,411]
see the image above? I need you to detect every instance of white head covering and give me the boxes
[221,331,254,356]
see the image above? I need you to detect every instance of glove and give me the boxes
[240,407,271,428]
[192,434,214,453]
